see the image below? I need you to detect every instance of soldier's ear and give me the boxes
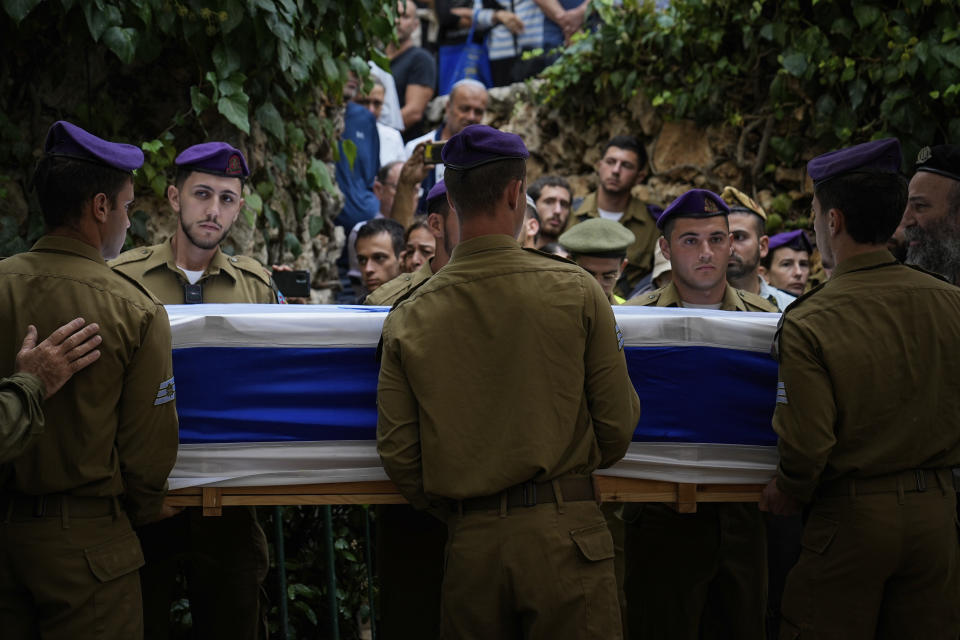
[759,235,769,259]
[167,185,181,213]
[659,235,671,261]
[90,192,109,223]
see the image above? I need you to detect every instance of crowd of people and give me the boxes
[0,104,958,638]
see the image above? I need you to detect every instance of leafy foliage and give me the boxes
[0,0,396,263]
[540,0,960,170]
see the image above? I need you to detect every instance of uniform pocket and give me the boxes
[570,521,615,562]
[800,512,839,555]
[84,530,146,582]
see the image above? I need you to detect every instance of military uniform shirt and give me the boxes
[365,260,434,306]
[377,234,642,509]
[774,249,960,502]
[566,192,660,296]
[626,281,778,312]
[110,238,277,304]
[0,236,178,526]
[0,373,44,463]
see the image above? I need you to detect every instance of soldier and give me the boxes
[760,137,960,638]
[1,319,102,462]
[365,180,459,306]
[903,143,960,284]
[111,142,276,640]
[559,217,635,304]
[622,189,775,640]
[565,135,661,298]
[0,120,179,637]
[760,230,812,297]
[528,175,573,249]
[377,124,641,639]
[721,186,797,311]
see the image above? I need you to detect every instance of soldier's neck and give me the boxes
[171,233,217,272]
[727,270,761,295]
[596,188,631,215]
[675,279,726,306]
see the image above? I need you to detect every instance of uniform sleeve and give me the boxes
[0,373,45,464]
[583,281,642,468]
[376,317,430,509]
[117,305,180,526]
[772,318,838,502]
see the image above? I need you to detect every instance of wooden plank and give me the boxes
[168,478,768,515]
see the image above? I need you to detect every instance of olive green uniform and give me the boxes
[566,193,660,298]
[111,238,277,305]
[0,373,44,464]
[0,236,179,639]
[378,235,641,639]
[111,238,276,640]
[364,259,433,307]
[774,250,960,639]
[622,281,775,640]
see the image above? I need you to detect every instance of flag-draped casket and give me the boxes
[168,305,780,490]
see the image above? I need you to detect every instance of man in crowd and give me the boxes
[567,135,661,298]
[559,218,634,304]
[377,124,640,638]
[388,0,436,137]
[518,194,541,249]
[623,188,774,640]
[760,138,960,637]
[0,120,179,636]
[1,319,102,462]
[367,180,459,306]
[335,72,381,234]
[903,143,960,284]
[354,75,406,166]
[111,142,277,639]
[528,175,573,249]
[721,185,796,311]
[355,217,405,296]
[404,79,489,210]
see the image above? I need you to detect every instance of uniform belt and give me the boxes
[818,469,952,498]
[459,477,595,512]
[1,493,118,519]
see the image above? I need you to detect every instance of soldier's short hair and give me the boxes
[815,173,907,245]
[602,135,647,167]
[527,175,572,203]
[444,159,527,219]
[356,217,405,257]
[33,156,132,229]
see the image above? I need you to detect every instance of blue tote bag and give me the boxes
[437,12,492,95]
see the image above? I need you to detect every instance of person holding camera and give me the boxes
[110,142,278,640]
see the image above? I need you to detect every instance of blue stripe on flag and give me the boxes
[173,345,779,446]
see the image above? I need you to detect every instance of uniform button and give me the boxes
[142,249,149,254]
[230,257,238,263]
[648,294,655,299]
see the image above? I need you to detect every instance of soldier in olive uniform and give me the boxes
[0,318,102,463]
[565,135,662,298]
[365,180,459,307]
[111,143,276,640]
[622,189,775,640]
[377,125,641,639]
[559,217,635,305]
[0,120,180,638]
[760,138,960,638]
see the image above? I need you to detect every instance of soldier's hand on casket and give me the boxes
[758,477,802,516]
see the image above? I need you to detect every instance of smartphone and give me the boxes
[273,270,311,298]
[423,141,445,164]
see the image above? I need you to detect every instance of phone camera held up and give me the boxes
[423,141,445,164]
[273,270,311,299]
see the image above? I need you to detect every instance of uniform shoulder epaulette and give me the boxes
[109,246,155,268]
[779,280,827,318]
[635,290,661,306]
[112,268,164,306]
[365,273,415,306]
[736,288,779,312]
[522,247,575,264]
[903,262,951,283]
[228,255,273,286]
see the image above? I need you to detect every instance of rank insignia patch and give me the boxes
[155,376,176,406]
[776,381,788,405]
[615,323,624,351]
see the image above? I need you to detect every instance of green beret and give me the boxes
[559,218,635,258]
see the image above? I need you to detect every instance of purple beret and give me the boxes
[807,138,901,186]
[768,229,812,254]
[441,124,529,170]
[426,180,447,207]
[175,142,249,178]
[656,189,729,230]
[914,144,960,182]
[43,120,143,172]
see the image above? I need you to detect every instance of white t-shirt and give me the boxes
[181,268,204,285]
[378,123,405,166]
[598,208,623,221]
[369,62,404,132]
